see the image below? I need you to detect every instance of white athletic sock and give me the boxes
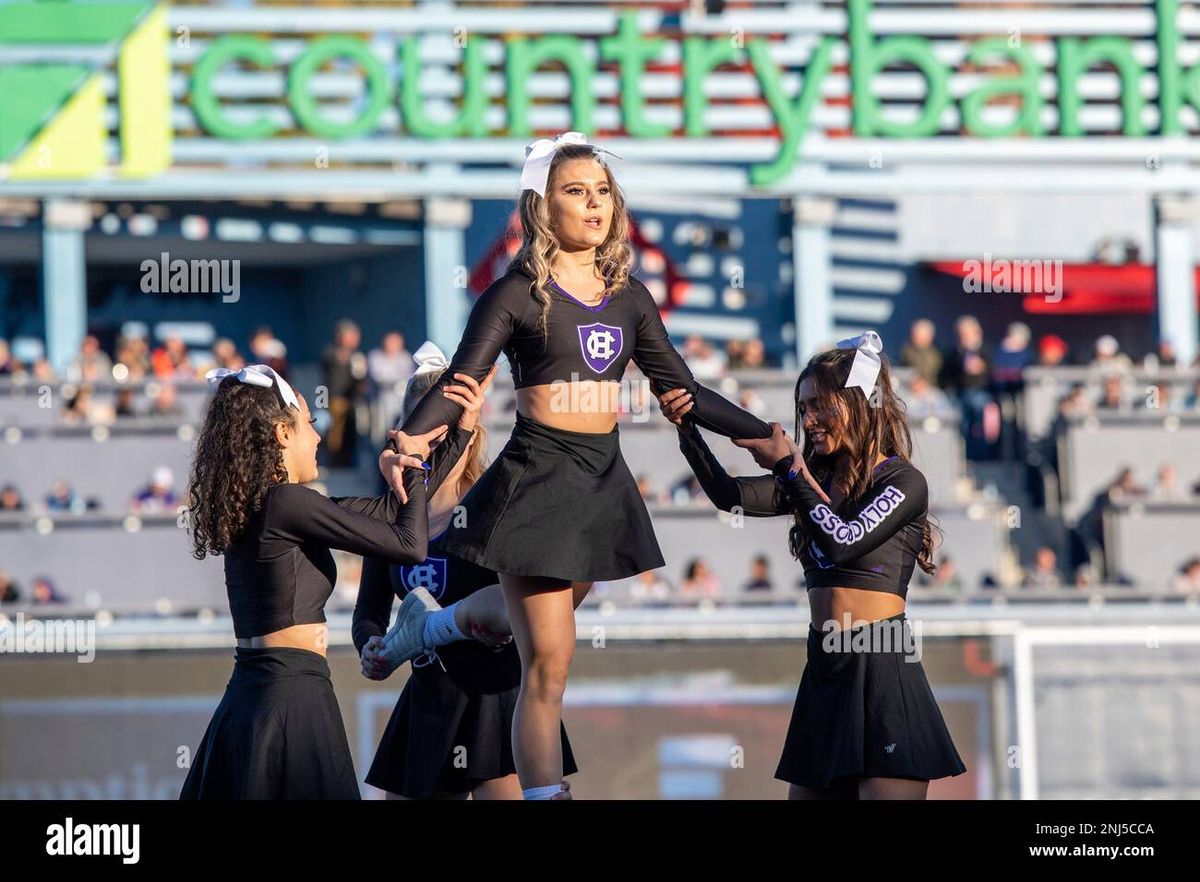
[522,784,562,800]
[421,603,466,648]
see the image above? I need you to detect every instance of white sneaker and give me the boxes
[382,587,442,664]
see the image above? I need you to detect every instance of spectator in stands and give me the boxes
[743,554,773,592]
[1096,373,1129,411]
[738,387,769,419]
[114,333,151,380]
[1,483,24,511]
[248,326,289,378]
[680,557,721,597]
[725,339,746,368]
[630,568,672,602]
[668,472,706,506]
[149,382,184,418]
[131,466,180,513]
[682,335,727,381]
[151,334,194,379]
[1036,333,1070,367]
[67,335,113,383]
[1022,546,1063,589]
[736,338,766,370]
[940,315,997,460]
[904,373,956,421]
[115,387,139,418]
[321,319,369,468]
[1107,466,1147,502]
[1144,338,1178,370]
[1173,557,1200,594]
[30,576,66,604]
[198,337,245,375]
[636,473,662,504]
[0,338,13,375]
[45,478,80,513]
[1090,334,1132,371]
[900,318,941,386]
[60,383,115,425]
[1058,383,1094,418]
[992,322,1032,394]
[1150,462,1187,501]
[1185,378,1200,410]
[1073,563,1098,588]
[0,571,19,604]
[367,331,414,443]
[917,554,962,590]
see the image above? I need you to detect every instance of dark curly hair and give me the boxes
[186,378,295,559]
[786,347,943,576]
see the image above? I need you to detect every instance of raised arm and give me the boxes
[397,279,521,436]
[352,555,395,655]
[630,280,772,440]
[771,459,928,565]
[676,421,791,516]
[265,466,430,564]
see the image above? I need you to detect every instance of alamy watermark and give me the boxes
[140,251,240,303]
[0,613,96,662]
[961,253,1062,303]
[817,612,923,662]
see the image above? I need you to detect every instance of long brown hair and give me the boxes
[186,378,295,559]
[509,143,632,343]
[401,369,487,498]
[787,348,942,575]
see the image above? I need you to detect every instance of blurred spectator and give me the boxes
[45,479,79,513]
[991,321,1032,394]
[669,473,706,506]
[1107,467,1147,502]
[115,387,139,418]
[67,335,113,383]
[1,483,24,511]
[1073,563,1098,588]
[114,334,151,380]
[900,319,942,386]
[682,335,726,380]
[0,571,19,604]
[198,337,245,375]
[725,339,746,368]
[131,466,180,513]
[630,568,671,602]
[918,555,962,590]
[1185,378,1200,410]
[322,319,368,468]
[939,315,997,459]
[1149,463,1186,501]
[151,335,194,379]
[60,384,116,425]
[249,326,289,377]
[1143,338,1178,370]
[743,554,773,592]
[737,387,769,419]
[149,382,184,418]
[1096,374,1129,411]
[1036,333,1070,366]
[1173,557,1200,594]
[1090,334,1132,371]
[1058,383,1093,418]
[636,473,661,504]
[1023,546,1063,589]
[904,374,956,421]
[30,576,66,604]
[0,339,13,375]
[368,331,414,443]
[680,558,721,596]
[735,338,766,370]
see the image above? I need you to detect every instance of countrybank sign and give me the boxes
[4,0,1200,186]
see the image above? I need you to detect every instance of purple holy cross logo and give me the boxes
[396,557,448,600]
[577,322,623,374]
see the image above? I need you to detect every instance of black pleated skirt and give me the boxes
[442,411,665,582]
[774,612,968,790]
[365,644,579,798]
[179,647,360,800]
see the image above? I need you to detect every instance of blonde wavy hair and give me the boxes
[509,143,633,343]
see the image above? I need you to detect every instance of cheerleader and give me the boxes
[659,332,967,800]
[353,342,578,799]
[179,364,463,799]
[389,131,773,799]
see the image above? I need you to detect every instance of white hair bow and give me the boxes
[520,131,623,198]
[205,363,300,411]
[412,340,450,378]
[835,331,884,398]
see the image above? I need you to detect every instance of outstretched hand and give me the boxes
[732,421,804,475]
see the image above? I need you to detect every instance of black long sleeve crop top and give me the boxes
[221,425,474,639]
[675,422,929,598]
[398,264,772,440]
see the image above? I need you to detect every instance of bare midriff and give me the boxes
[236,623,328,657]
[808,586,905,631]
[516,383,621,433]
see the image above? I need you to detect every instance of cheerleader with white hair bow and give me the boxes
[657,332,967,801]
